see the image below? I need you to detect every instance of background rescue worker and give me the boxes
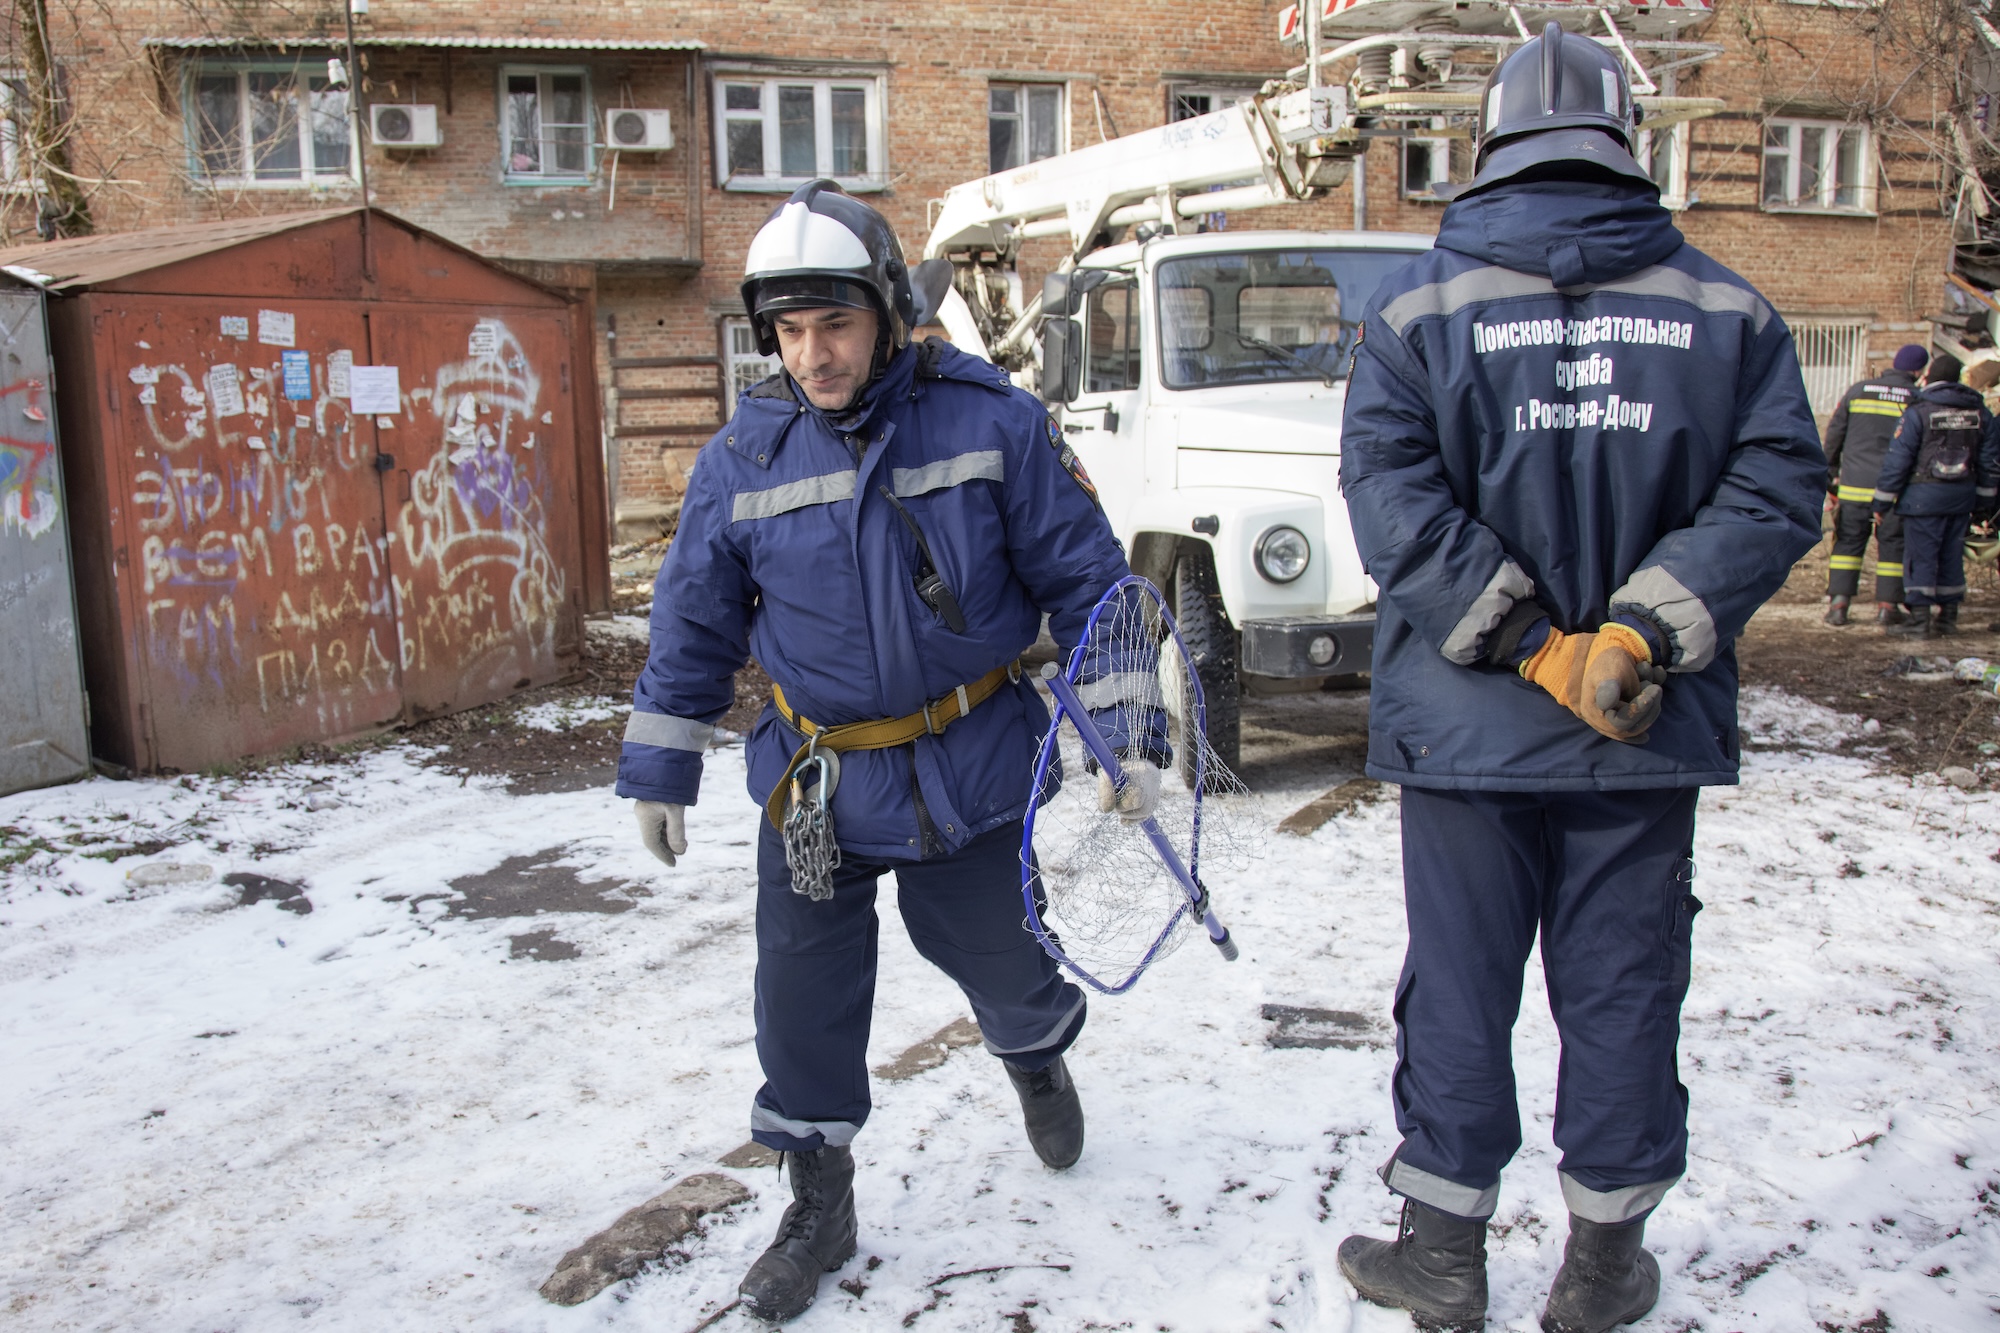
[1335,26,1824,1333]
[1872,352,2000,637]
[613,181,1152,1323]
[1822,344,1924,626]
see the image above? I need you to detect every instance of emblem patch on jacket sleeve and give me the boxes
[1046,414,1104,511]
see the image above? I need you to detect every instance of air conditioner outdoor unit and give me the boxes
[604,108,673,151]
[370,104,441,148]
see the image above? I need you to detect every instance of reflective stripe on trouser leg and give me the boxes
[1560,1172,1680,1225]
[1825,500,1874,600]
[749,819,884,1152]
[1900,513,1971,609]
[1872,510,1904,605]
[1391,787,1701,1218]
[894,820,1088,1073]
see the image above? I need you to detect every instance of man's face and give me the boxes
[772,306,879,411]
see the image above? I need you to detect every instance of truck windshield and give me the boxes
[1157,249,1415,390]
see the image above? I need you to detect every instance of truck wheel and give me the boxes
[1169,550,1241,790]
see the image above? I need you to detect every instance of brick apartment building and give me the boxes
[4,0,1975,534]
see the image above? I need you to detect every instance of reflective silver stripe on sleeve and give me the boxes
[1380,1151,1500,1220]
[891,449,1006,498]
[1076,672,1164,710]
[982,993,1086,1057]
[1609,565,1718,673]
[624,710,716,752]
[1560,1171,1679,1226]
[1977,487,1998,497]
[1378,266,1556,334]
[1873,490,1899,505]
[1440,558,1535,666]
[731,470,857,523]
[749,1105,861,1148]
[1376,262,1772,335]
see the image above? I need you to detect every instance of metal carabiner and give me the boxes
[788,736,840,812]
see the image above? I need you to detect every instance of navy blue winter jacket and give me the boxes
[1874,382,2000,517]
[614,339,1132,861]
[1340,180,1825,790]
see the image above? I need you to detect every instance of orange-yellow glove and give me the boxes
[1518,623,1667,743]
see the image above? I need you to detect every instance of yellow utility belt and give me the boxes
[765,663,1021,829]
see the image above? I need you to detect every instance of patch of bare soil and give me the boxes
[397,624,772,794]
[1736,511,2000,780]
[390,514,2000,793]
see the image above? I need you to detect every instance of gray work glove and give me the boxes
[1096,757,1163,824]
[634,801,688,866]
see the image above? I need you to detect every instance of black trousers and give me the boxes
[1826,499,1904,604]
[747,818,1085,1152]
[1382,785,1701,1225]
[1903,512,1972,608]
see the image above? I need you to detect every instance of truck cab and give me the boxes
[1037,228,1430,769]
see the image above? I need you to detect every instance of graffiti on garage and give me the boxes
[123,316,567,733]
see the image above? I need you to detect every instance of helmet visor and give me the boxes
[750,275,879,317]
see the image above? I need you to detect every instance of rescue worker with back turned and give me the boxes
[614,181,1161,1323]
[1335,26,1824,1333]
[1822,344,1925,627]
[1872,351,2000,637]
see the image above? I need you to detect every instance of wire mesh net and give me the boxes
[1024,578,1256,993]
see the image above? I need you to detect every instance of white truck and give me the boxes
[922,0,1723,772]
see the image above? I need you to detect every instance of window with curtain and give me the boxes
[503,68,591,180]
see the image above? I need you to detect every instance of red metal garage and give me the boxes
[0,207,610,773]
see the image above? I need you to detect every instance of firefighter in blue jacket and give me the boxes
[1871,352,2000,637]
[614,182,1147,1323]
[1335,27,1824,1333]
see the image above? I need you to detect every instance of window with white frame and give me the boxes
[1401,128,1472,199]
[504,68,591,180]
[1167,83,1255,123]
[1637,121,1689,210]
[714,72,884,190]
[988,83,1064,173]
[725,319,783,396]
[1762,118,1874,213]
[190,63,354,186]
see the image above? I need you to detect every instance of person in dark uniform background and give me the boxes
[1823,344,1925,627]
[1873,352,2000,637]
[1334,25,1824,1333]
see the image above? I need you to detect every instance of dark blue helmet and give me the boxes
[1461,22,1653,197]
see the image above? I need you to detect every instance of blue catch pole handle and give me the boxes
[1040,664,1238,962]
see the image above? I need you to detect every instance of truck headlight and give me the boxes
[1254,525,1311,583]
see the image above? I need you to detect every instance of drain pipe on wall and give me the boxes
[1352,145,1367,231]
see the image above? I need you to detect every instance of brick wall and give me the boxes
[29,0,1963,519]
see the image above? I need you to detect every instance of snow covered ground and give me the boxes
[2,686,1997,1332]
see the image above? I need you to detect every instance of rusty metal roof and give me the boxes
[0,208,366,291]
[142,34,705,51]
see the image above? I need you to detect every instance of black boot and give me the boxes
[1540,1215,1660,1333]
[1337,1198,1489,1331]
[1005,1056,1085,1168]
[1890,606,1934,637]
[1823,595,1850,626]
[738,1145,857,1323]
[1876,602,1910,628]
[1933,603,1960,636]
